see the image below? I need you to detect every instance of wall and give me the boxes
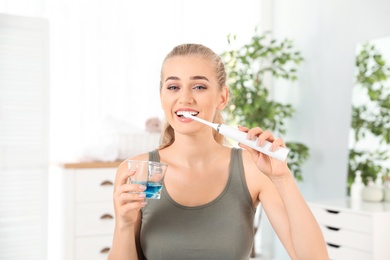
[272,0,390,200]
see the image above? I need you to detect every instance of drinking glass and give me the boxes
[127,160,168,199]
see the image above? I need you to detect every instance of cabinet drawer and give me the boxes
[311,206,371,233]
[75,168,116,202]
[75,235,113,260]
[327,243,371,260]
[321,225,372,252]
[75,202,115,236]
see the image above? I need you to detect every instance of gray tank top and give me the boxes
[140,148,255,260]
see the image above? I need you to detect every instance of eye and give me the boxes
[167,85,179,90]
[193,85,206,90]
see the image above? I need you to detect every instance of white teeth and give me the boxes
[177,111,198,117]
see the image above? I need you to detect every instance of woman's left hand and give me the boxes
[237,126,291,179]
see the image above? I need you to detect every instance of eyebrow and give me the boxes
[164,75,210,82]
[191,76,209,81]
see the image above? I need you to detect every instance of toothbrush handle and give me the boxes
[218,124,290,161]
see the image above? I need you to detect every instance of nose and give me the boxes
[179,88,194,104]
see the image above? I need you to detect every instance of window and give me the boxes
[46,0,264,162]
[0,13,49,260]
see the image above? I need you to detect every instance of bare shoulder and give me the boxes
[240,149,261,175]
[240,149,274,198]
[240,149,262,200]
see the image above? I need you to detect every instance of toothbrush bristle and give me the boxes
[183,112,191,118]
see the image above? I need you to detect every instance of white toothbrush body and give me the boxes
[182,113,289,161]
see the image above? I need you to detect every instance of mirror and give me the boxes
[348,36,390,192]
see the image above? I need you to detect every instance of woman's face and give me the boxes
[160,55,228,133]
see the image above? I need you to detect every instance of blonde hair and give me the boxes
[159,43,228,149]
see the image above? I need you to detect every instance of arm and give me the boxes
[109,212,142,260]
[108,155,148,260]
[259,170,328,260]
[239,127,328,260]
[269,173,327,260]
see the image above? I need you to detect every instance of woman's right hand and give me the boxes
[113,162,147,226]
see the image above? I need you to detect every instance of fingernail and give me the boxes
[140,202,148,207]
[139,185,146,191]
[138,193,146,198]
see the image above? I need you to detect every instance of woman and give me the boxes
[108,44,328,260]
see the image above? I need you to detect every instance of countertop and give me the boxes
[55,161,123,169]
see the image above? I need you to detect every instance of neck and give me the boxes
[161,134,228,167]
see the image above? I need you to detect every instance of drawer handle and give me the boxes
[325,209,339,214]
[325,226,340,231]
[100,213,114,220]
[100,247,110,254]
[326,242,340,248]
[100,180,113,186]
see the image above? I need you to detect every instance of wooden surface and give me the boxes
[56,161,123,169]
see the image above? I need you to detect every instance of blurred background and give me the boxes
[1,0,390,259]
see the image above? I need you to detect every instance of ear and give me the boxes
[217,86,229,110]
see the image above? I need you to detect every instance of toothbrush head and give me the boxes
[180,112,218,129]
[182,112,193,119]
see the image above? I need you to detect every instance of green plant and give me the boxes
[220,29,309,181]
[348,42,390,191]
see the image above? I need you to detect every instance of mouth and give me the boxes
[176,110,199,118]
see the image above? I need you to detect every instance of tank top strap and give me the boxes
[230,147,252,203]
[148,149,160,162]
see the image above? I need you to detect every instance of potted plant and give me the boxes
[220,28,309,181]
[348,42,390,192]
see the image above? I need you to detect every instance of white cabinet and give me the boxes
[308,199,390,260]
[48,162,121,260]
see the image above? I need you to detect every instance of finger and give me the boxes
[255,130,274,146]
[245,127,264,141]
[117,166,136,186]
[270,137,285,151]
[118,191,147,205]
[119,200,148,213]
[114,190,147,212]
[116,183,146,195]
[237,125,249,132]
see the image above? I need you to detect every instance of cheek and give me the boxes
[160,93,173,111]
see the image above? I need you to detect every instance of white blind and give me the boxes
[0,14,49,260]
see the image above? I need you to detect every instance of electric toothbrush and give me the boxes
[182,112,290,161]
